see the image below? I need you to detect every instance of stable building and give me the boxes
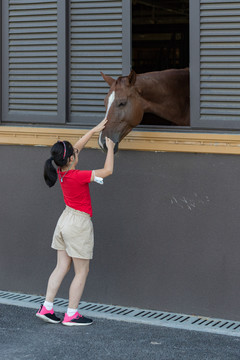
[1,0,240,322]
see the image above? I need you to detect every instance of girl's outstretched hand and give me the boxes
[93,118,108,133]
[105,137,115,150]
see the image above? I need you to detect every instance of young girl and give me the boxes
[36,119,115,326]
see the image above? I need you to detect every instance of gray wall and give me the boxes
[1,145,240,321]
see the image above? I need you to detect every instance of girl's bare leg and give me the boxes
[45,250,72,303]
[68,258,90,309]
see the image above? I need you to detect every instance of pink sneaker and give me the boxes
[62,311,93,326]
[36,305,61,324]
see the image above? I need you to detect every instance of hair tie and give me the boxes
[58,141,66,159]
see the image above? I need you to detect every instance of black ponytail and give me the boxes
[44,157,57,187]
[44,141,74,187]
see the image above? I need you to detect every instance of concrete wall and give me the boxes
[1,145,240,321]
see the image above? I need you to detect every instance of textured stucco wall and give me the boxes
[1,145,240,321]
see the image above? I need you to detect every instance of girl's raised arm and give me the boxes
[91,137,115,180]
[74,118,107,152]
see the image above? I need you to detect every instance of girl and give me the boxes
[36,119,115,326]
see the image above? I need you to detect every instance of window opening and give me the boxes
[132,0,189,126]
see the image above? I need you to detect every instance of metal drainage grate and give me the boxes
[0,290,240,337]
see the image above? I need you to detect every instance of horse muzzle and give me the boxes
[98,132,119,154]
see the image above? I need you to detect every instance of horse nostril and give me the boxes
[114,142,119,154]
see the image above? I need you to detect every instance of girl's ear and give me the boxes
[67,155,74,165]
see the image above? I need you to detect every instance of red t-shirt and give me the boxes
[58,169,93,217]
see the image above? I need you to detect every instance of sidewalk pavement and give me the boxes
[1,304,240,360]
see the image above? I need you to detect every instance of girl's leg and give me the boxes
[45,250,72,303]
[68,258,90,309]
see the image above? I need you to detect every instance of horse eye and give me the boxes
[118,101,127,107]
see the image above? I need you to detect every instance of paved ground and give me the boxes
[1,304,240,360]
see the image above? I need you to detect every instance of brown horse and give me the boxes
[98,68,189,153]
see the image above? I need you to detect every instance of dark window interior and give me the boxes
[132,0,189,126]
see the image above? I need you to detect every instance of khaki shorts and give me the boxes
[52,206,94,259]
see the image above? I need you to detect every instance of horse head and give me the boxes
[99,70,144,153]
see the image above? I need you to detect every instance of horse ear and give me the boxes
[128,70,136,86]
[100,72,115,86]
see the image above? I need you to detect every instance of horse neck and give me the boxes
[136,73,156,95]
[136,72,172,97]
[135,70,188,116]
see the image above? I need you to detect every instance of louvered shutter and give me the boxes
[70,0,127,125]
[191,0,240,129]
[2,0,66,124]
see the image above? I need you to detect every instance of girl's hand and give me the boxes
[105,137,115,150]
[93,118,108,133]
[74,118,108,151]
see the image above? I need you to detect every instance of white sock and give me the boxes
[44,301,53,311]
[67,308,77,317]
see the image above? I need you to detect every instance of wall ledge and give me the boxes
[1,126,240,154]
